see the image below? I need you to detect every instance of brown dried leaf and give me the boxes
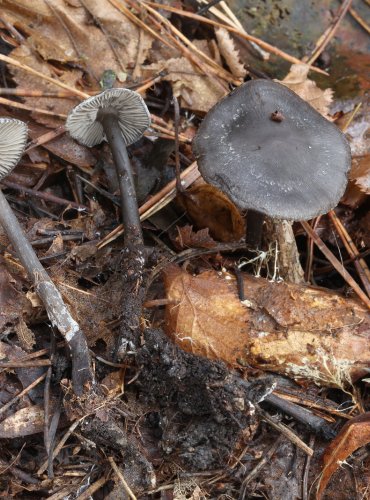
[342,156,370,207]
[317,413,370,499]
[215,28,247,78]
[45,233,64,257]
[0,406,44,438]
[144,41,226,113]
[0,263,33,331]
[2,0,152,126]
[177,183,245,242]
[278,64,333,117]
[174,225,217,250]
[164,266,370,388]
[15,318,35,352]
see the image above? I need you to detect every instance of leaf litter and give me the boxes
[0,1,369,499]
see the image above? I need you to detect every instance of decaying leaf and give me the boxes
[164,266,370,388]
[2,0,152,126]
[215,28,247,79]
[317,412,370,499]
[143,41,226,113]
[15,318,35,352]
[342,156,370,207]
[177,183,245,242]
[0,406,44,438]
[174,225,217,250]
[0,262,33,331]
[278,64,333,117]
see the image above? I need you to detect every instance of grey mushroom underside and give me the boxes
[0,189,93,395]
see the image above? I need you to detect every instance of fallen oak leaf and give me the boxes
[316,412,370,500]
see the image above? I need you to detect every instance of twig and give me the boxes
[349,7,370,34]
[2,180,88,211]
[0,372,47,419]
[303,0,353,64]
[0,54,89,99]
[108,457,137,500]
[301,220,370,308]
[143,2,328,75]
[302,435,316,500]
[0,96,67,119]
[328,210,370,297]
[96,161,200,248]
[75,475,111,500]
[257,407,314,456]
[136,0,238,85]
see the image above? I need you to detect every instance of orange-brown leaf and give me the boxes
[317,413,370,499]
[177,183,245,242]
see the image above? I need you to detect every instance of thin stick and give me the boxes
[304,0,353,65]
[301,220,370,308]
[137,0,238,84]
[143,2,328,75]
[108,457,137,500]
[2,180,87,210]
[96,162,200,249]
[0,54,89,99]
[349,7,370,34]
[0,372,47,419]
[128,2,229,92]
[328,210,370,297]
[198,0,269,59]
[0,96,68,118]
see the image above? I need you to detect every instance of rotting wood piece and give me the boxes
[164,265,370,389]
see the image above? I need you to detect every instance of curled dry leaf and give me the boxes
[317,412,370,500]
[164,266,370,388]
[215,28,247,79]
[278,63,333,118]
[177,183,245,242]
[0,406,44,438]
[143,41,226,113]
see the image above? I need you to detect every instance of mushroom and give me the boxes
[66,88,151,247]
[193,79,351,248]
[0,118,94,395]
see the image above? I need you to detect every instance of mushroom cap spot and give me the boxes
[66,88,151,148]
[193,80,351,221]
[0,118,28,181]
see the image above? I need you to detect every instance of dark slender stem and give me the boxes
[246,209,265,249]
[172,95,183,193]
[0,189,93,395]
[97,109,143,247]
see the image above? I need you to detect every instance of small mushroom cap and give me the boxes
[66,88,151,148]
[0,118,28,181]
[193,80,351,221]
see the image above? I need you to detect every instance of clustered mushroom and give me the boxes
[193,79,351,249]
[0,118,93,396]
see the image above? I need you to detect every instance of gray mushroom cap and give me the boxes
[66,88,151,148]
[0,118,28,181]
[193,79,351,221]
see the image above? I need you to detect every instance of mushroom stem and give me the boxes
[97,108,143,247]
[0,189,94,395]
[246,209,265,249]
